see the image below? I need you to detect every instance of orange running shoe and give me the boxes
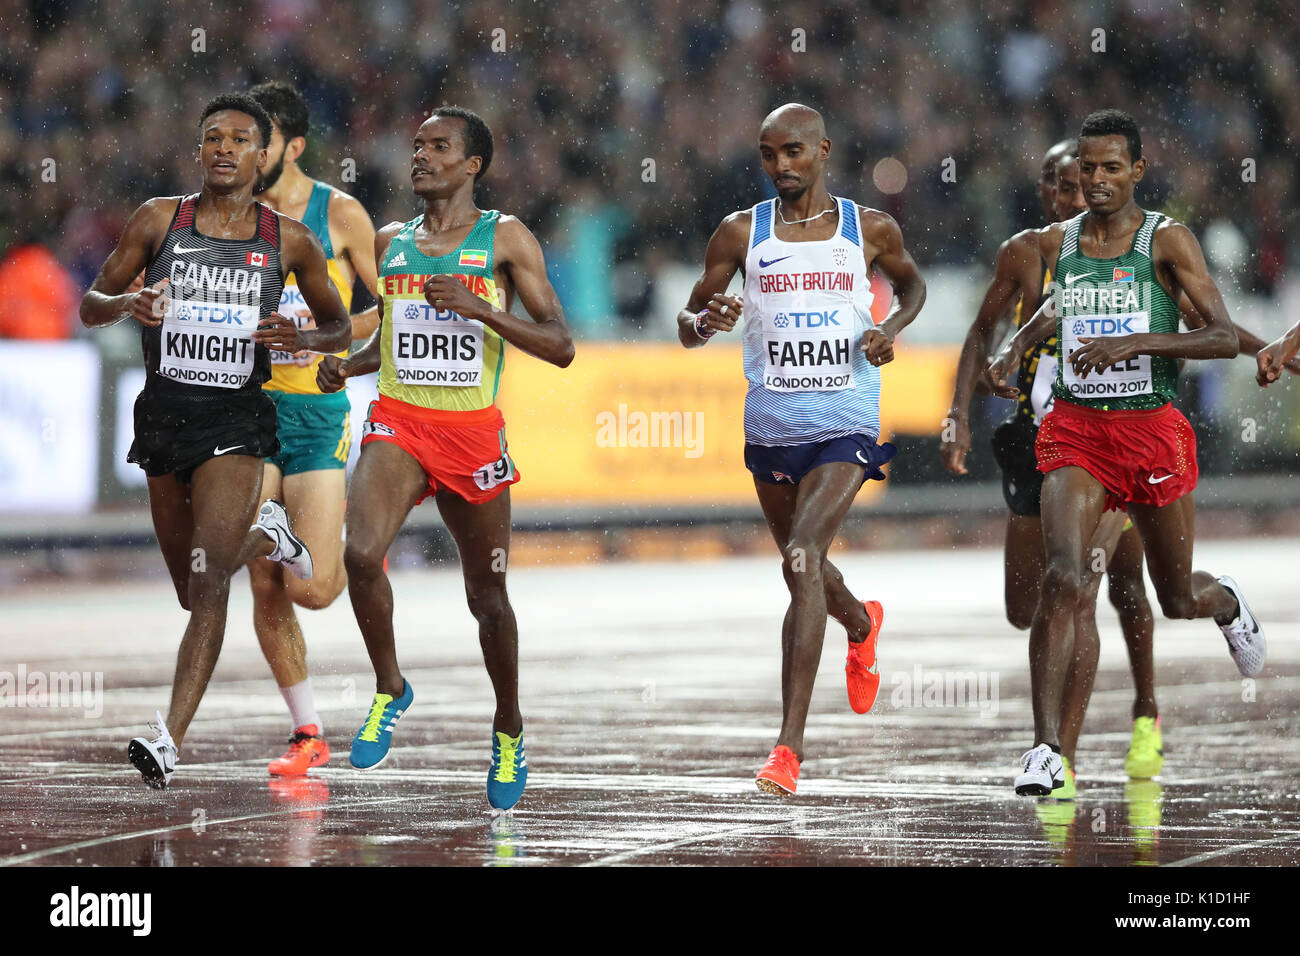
[755,745,801,795]
[846,600,883,714]
[268,724,331,776]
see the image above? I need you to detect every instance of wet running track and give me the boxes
[1,542,1297,867]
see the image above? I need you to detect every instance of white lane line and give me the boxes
[578,821,786,865]
[0,792,461,867]
[1164,831,1300,867]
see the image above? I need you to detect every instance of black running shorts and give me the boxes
[127,389,279,483]
[991,415,1043,517]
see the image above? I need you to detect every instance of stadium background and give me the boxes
[2,0,1299,576]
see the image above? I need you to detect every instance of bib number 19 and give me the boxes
[473,453,514,491]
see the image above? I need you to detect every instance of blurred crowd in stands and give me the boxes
[1,0,1295,339]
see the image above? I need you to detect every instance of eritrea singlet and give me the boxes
[1015,266,1058,425]
[742,197,878,445]
[1051,210,1180,410]
[377,211,505,411]
[265,181,353,394]
[141,194,283,397]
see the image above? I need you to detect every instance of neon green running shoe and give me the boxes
[1034,797,1077,851]
[1124,715,1164,779]
[1125,779,1164,865]
[1055,756,1076,800]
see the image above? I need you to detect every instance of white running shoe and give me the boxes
[128,710,178,790]
[255,499,314,579]
[1015,743,1064,796]
[1217,575,1265,677]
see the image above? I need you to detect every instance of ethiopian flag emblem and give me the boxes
[459,249,488,269]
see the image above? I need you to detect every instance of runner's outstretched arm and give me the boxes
[317,223,401,391]
[253,219,350,356]
[943,232,1039,474]
[422,216,574,368]
[677,212,747,348]
[1069,223,1237,378]
[331,192,381,340]
[81,199,174,328]
[1256,319,1300,387]
[860,210,925,367]
[1180,295,1300,374]
[986,298,1059,400]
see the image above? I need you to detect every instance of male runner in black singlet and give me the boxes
[80,93,351,789]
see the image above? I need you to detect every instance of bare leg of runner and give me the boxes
[1126,495,1237,623]
[249,467,348,689]
[755,481,873,642]
[1031,466,1107,749]
[764,462,865,759]
[1005,514,1046,631]
[436,487,522,736]
[342,441,428,698]
[1058,510,1129,765]
[1106,529,1157,720]
[150,454,265,748]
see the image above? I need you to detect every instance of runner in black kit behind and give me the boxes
[80,93,351,789]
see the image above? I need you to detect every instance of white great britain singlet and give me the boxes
[742,196,879,445]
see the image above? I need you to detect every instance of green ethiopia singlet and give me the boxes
[377,210,505,412]
[1051,209,1181,411]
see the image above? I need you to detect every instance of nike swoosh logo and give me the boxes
[1064,272,1092,285]
[759,255,792,269]
[1148,473,1175,484]
[174,246,208,255]
[855,451,870,464]
[213,444,245,456]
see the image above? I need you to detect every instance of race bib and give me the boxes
[390,298,483,387]
[270,285,316,366]
[159,299,257,389]
[1061,312,1152,400]
[761,307,854,392]
[473,452,514,491]
[1031,353,1057,423]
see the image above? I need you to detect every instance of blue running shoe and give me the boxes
[350,680,413,770]
[487,729,527,811]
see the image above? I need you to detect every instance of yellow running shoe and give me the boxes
[1124,715,1164,779]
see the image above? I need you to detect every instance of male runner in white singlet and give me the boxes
[678,104,925,795]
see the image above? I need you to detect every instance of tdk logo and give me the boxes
[172,304,245,325]
[1073,316,1135,335]
[403,303,459,321]
[777,310,840,328]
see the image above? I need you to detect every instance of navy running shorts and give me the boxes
[744,433,896,486]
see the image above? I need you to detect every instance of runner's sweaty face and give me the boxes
[411,115,479,199]
[1078,135,1145,216]
[253,123,290,195]
[1052,157,1088,222]
[198,110,267,192]
[759,125,829,203]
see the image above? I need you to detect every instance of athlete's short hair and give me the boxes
[248,81,310,142]
[1079,110,1142,163]
[430,106,493,181]
[199,93,273,149]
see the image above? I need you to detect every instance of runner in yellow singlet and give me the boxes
[245,81,380,777]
